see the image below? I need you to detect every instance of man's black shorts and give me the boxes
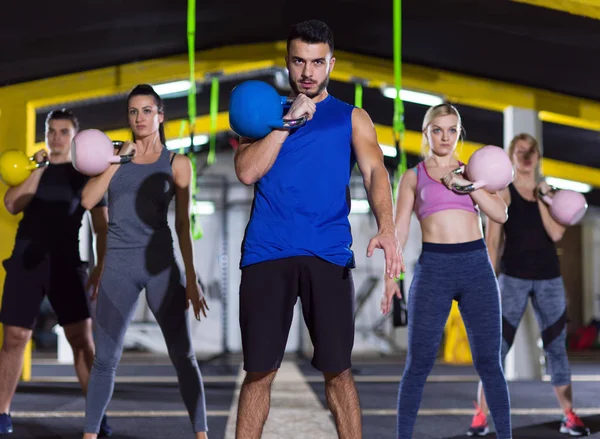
[0,256,91,330]
[239,256,355,373]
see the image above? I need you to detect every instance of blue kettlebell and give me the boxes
[229,80,308,139]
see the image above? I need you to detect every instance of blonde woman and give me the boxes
[381,103,512,439]
[467,134,590,437]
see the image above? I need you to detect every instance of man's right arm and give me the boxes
[234,93,316,185]
[234,130,290,185]
[4,168,46,215]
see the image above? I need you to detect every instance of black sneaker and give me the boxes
[0,413,12,435]
[99,415,113,437]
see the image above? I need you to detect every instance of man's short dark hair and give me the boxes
[287,20,334,53]
[45,108,79,132]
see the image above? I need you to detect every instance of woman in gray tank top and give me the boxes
[80,84,210,439]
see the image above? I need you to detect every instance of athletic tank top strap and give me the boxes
[500,183,561,279]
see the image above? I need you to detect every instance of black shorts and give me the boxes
[239,256,355,373]
[0,256,91,330]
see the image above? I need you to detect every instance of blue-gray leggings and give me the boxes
[397,239,512,439]
[83,249,208,434]
[499,274,571,386]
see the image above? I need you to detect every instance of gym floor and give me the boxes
[9,352,600,438]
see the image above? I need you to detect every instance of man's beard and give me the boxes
[289,75,329,98]
[49,146,68,156]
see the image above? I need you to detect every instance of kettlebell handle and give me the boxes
[539,185,558,205]
[281,97,295,106]
[111,140,134,164]
[538,186,558,197]
[278,96,309,130]
[452,182,485,194]
[450,166,483,194]
[28,151,49,169]
[281,115,308,129]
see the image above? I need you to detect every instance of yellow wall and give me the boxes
[0,98,32,378]
[0,99,29,317]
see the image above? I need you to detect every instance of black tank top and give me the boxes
[12,163,106,265]
[500,184,561,280]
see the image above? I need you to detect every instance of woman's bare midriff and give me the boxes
[419,209,483,244]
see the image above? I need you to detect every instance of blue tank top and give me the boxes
[240,95,356,268]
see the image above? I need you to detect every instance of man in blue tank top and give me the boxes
[233,20,403,439]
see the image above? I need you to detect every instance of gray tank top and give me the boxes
[106,147,176,249]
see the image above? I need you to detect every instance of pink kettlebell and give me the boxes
[541,189,588,226]
[453,145,514,194]
[71,129,131,176]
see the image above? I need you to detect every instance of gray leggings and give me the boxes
[84,248,208,434]
[499,274,571,386]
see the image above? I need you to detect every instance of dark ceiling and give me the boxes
[4,0,600,101]
[6,0,600,204]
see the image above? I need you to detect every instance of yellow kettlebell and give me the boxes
[0,149,48,187]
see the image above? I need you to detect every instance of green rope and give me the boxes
[392,0,407,200]
[187,0,203,240]
[190,156,203,240]
[393,0,406,281]
[177,120,186,154]
[187,0,197,130]
[354,82,363,109]
[352,82,364,172]
[208,76,219,165]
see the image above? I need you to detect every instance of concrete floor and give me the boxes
[7,352,600,438]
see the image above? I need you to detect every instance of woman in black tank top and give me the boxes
[467,134,590,437]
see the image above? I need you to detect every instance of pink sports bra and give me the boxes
[413,161,479,221]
